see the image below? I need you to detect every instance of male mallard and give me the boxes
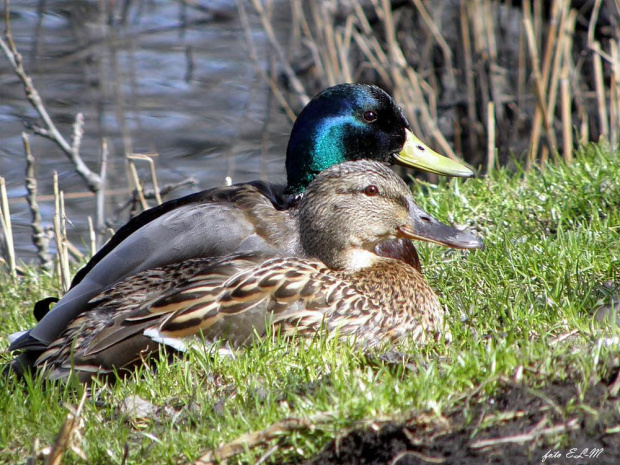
[8,84,475,371]
[33,160,481,382]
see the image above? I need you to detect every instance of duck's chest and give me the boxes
[343,260,445,343]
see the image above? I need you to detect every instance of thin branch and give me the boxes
[149,178,199,198]
[127,153,163,205]
[523,3,557,167]
[486,101,496,172]
[592,41,610,137]
[23,132,53,270]
[71,113,85,158]
[248,0,309,107]
[410,0,453,79]
[587,0,603,47]
[0,177,16,277]
[237,0,296,121]
[96,139,108,236]
[0,0,101,191]
[52,172,71,293]
[192,412,334,464]
[46,391,88,465]
[470,417,579,449]
[390,450,446,464]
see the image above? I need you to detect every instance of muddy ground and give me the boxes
[302,372,620,465]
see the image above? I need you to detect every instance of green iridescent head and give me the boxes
[285,84,472,195]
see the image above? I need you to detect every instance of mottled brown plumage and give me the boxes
[33,160,480,382]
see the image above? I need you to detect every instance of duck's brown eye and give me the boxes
[363,110,378,122]
[364,185,379,196]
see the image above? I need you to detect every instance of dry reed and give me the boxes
[0,177,16,277]
[127,153,163,206]
[247,0,619,172]
[53,172,71,292]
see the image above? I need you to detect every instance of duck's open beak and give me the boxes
[396,200,483,250]
[394,129,474,178]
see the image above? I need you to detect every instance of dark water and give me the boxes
[1,0,292,263]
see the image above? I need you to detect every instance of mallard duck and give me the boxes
[32,160,481,382]
[8,83,475,372]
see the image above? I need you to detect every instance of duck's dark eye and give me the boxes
[363,110,378,122]
[364,185,379,196]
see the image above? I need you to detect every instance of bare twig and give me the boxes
[610,40,620,147]
[517,20,527,109]
[592,41,609,137]
[390,450,446,464]
[0,0,101,192]
[351,29,391,87]
[560,14,575,163]
[486,101,496,173]
[87,217,96,258]
[0,177,16,277]
[470,0,491,131]
[406,68,461,162]
[587,0,603,47]
[96,139,109,236]
[379,0,406,69]
[544,2,570,155]
[460,1,477,158]
[311,1,338,85]
[71,113,85,159]
[560,70,573,163]
[237,0,296,121]
[248,0,309,107]
[410,0,453,81]
[191,412,334,464]
[23,132,53,270]
[52,173,71,292]
[470,417,579,449]
[127,153,162,205]
[523,1,557,167]
[174,0,234,19]
[127,159,148,212]
[46,391,88,465]
[150,178,199,198]
[483,0,506,123]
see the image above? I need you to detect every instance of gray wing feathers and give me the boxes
[30,202,283,346]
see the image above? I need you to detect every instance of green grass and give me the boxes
[1,143,619,464]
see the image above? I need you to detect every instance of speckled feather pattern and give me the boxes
[36,253,444,381]
[7,84,479,380]
[32,160,456,382]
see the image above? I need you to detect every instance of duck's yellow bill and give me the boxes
[394,129,474,178]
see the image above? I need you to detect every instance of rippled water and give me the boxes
[1,0,292,262]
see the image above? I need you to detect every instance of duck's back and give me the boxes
[11,182,297,354]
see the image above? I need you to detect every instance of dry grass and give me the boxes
[250,0,620,171]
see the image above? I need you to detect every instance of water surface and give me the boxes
[1,0,292,262]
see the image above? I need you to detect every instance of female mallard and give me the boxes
[9,84,475,370]
[33,160,481,382]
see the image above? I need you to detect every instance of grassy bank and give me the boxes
[1,143,619,464]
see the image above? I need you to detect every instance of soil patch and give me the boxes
[302,376,620,465]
